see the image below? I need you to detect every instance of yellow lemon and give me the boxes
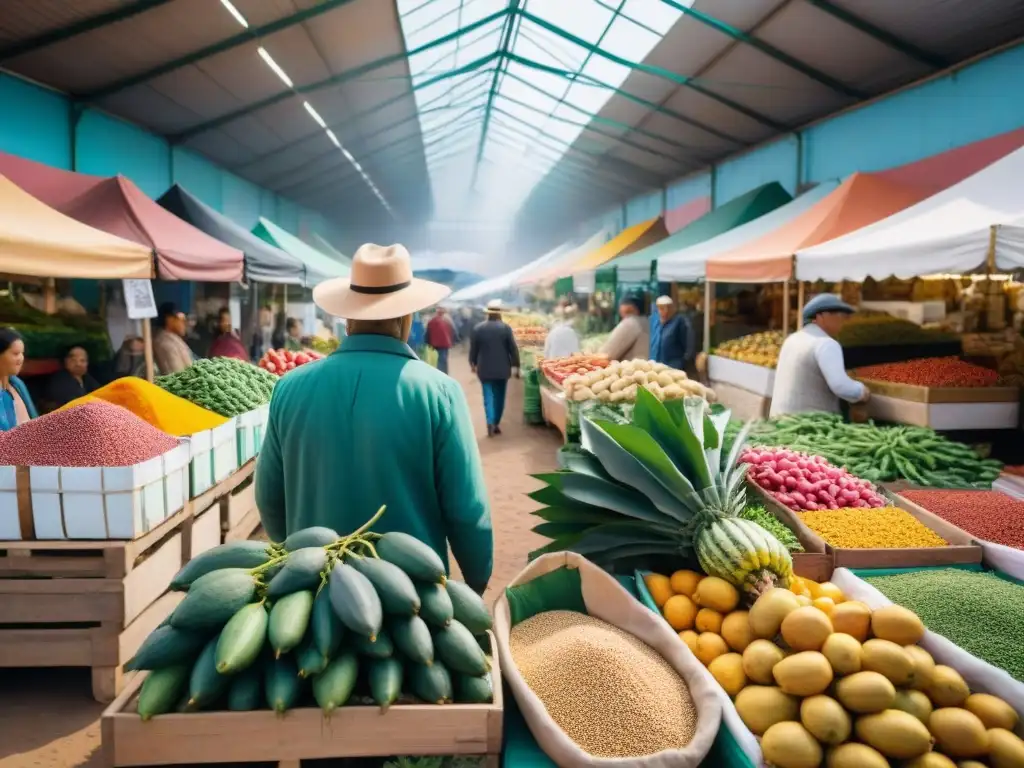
[669,569,703,597]
[663,594,698,631]
[644,572,674,608]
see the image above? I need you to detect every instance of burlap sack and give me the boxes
[831,567,1024,734]
[495,552,722,768]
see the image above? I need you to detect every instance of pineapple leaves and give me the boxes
[528,534,584,561]
[632,389,711,489]
[531,472,676,526]
[556,446,615,482]
[531,505,622,526]
[533,522,594,539]
[704,409,733,477]
[581,417,697,523]
[567,522,679,557]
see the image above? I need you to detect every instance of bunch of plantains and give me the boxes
[128,506,494,719]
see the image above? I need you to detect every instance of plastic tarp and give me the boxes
[606,182,794,284]
[517,229,611,286]
[158,185,304,285]
[253,217,348,288]
[0,152,243,282]
[800,145,1024,280]
[0,174,153,279]
[658,181,839,282]
[449,238,580,302]
[569,217,667,275]
[310,233,352,266]
[665,196,712,234]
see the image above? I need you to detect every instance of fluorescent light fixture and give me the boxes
[325,129,341,148]
[258,47,293,88]
[353,162,363,173]
[303,101,327,128]
[219,0,249,28]
[341,148,354,163]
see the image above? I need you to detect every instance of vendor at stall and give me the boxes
[153,303,194,374]
[601,295,649,361]
[544,304,581,358]
[42,345,98,411]
[256,243,493,594]
[651,295,692,371]
[0,328,37,431]
[770,294,870,417]
[209,307,250,361]
[284,318,304,352]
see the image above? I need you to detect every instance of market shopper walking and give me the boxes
[0,329,36,431]
[601,295,649,361]
[152,302,194,375]
[770,294,870,417]
[256,243,493,593]
[652,295,692,370]
[426,306,455,374]
[469,299,520,437]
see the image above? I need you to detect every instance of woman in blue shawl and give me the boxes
[0,328,38,431]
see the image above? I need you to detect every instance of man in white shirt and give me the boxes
[544,304,581,359]
[770,294,870,417]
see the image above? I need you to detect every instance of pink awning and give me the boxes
[0,152,243,282]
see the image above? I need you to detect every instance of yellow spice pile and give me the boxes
[510,610,698,758]
[797,507,948,549]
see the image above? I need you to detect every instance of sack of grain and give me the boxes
[495,551,721,767]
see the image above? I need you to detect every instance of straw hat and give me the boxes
[486,299,504,311]
[312,243,450,320]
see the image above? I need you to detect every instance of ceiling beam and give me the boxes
[0,0,174,62]
[172,8,509,142]
[468,0,522,193]
[80,0,359,101]
[802,0,949,69]
[659,0,865,98]
[519,7,789,131]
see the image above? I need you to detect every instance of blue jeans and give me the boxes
[436,347,449,374]
[481,379,508,426]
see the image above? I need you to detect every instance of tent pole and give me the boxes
[782,280,791,336]
[986,225,997,273]
[703,281,712,353]
[142,318,155,383]
[797,281,805,329]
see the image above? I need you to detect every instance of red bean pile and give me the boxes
[901,489,1024,550]
[855,356,1001,388]
[0,401,180,467]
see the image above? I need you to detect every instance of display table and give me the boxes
[539,386,567,441]
[859,378,1020,429]
[707,355,775,397]
[0,461,255,703]
[711,381,771,420]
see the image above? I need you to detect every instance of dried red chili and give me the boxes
[855,357,1001,388]
[901,488,1024,550]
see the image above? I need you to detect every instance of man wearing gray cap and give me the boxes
[770,294,870,417]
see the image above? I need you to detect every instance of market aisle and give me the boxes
[446,347,561,607]
[0,348,561,768]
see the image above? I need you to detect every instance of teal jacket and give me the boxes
[255,334,493,591]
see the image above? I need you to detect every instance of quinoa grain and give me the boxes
[798,507,947,549]
[510,610,698,758]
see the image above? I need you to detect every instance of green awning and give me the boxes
[310,233,352,267]
[598,182,793,284]
[252,217,349,288]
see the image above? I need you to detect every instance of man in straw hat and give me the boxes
[255,244,493,594]
[469,299,520,437]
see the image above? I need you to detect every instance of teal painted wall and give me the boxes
[624,190,663,226]
[659,41,1024,215]
[0,71,336,246]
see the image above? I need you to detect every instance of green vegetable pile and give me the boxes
[157,357,277,417]
[740,505,803,553]
[837,315,958,348]
[865,568,1024,682]
[128,507,495,719]
[739,413,1001,488]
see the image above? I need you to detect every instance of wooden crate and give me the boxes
[763,489,982,569]
[101,634,504,768]
[221,475,261,543]
[0,464,254,703]
[856,378,1019,404]
[857,377,1020,430]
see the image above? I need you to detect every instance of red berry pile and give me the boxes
[742,446,885,511]
[257,348,324,376]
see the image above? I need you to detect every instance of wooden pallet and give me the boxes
[0,462,256,703]
[102,634,504,768]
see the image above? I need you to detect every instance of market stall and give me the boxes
[567,217,669,293]
[516,229,612,288]
[449,238,582,303]
[252,216,348,288]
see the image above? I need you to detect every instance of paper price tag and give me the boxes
[123,279,157,320]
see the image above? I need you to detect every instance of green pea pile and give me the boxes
[865,568,1024,682]
[740,505,804,553]
[157,357,276,417]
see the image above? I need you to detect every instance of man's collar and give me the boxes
[336,333,419,361]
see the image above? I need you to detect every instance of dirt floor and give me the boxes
[0,348,559,768]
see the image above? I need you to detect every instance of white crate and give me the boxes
[212,418,239,482]
[187,429,214,497]
[707,355,776,398]
[1,446,185,541]
[236,410,260,465]
[163,443,191,517]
